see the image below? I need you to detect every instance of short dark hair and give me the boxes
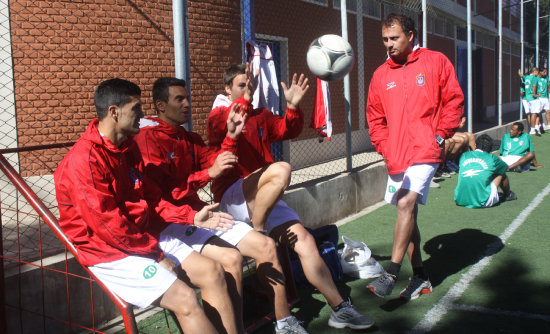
[476,134,494,153]
[223,64,246,88]
[152,77,186,113]
[383,13,417,39]
[513,121,524,132]
[94,78,141,120]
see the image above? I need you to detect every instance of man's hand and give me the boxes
[194,203,235,232]
[282,73,310,109]
[227,102,248,139]
[518,68,523,77]
[243,62,259,102]
[208,151,238,179]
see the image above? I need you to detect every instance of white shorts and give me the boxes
[483,182,500,208]
[539,97,549,111]
[219,178,300,234]
[499,155,530,172]
[88,220,253,309]
[528,99,540,114]
[384,163,438,206]
[522,99,530,114]
[88,225,198,309]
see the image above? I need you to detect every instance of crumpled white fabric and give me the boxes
[338,235,384,279]
[246,39,280,115]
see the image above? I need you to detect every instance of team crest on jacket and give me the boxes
[386,81,396,90]
[258,127,264,139]
[129,169,142,184]
[416,73,425,86]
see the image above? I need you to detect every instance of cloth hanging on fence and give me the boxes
[246,39,280,115]
[310,77,332,141]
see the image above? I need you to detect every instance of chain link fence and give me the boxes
[0,0,537,332]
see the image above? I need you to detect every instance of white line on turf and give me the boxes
[409,182,550,333]
[450,304,550,322]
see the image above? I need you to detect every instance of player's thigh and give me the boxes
[180,251,224,286]
[201,236,242,269]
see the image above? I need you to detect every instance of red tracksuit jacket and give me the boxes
[366,48,464,175]
[134,117,238,216]
[207,96,303,202]
[54,120,164,266]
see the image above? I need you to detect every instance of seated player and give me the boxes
[454,135,517,208]
[208,63,374,332]
[134,77,297,334]
[54,79,237,334]
[437,117,475,177]
[499,122,543,172]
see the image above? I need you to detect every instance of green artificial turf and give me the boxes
[124,132,550,333]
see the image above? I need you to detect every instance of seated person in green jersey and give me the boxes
[499,122,543,172]
[455,135,517,209]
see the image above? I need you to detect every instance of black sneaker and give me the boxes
[366,272,396,298]
[505,191,518,201]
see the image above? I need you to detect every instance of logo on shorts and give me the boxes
[186,225,197,236]
[388,185,397,193]
[143,265,157,279]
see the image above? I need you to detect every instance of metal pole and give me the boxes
[422,0,427,48]
[341,0,352,171]
[498,0,503,126]
[536,0,539,67]
[521,0,524,120]
[356,0,365,132]
[467,0,473,132]
[172,0,192,130]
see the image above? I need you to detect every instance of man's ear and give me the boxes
[408,31,414,43]
[108,105,119,122]
[224,84,232,97]
[155,99,166,113]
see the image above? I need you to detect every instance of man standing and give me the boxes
[54,79,236,333]
[365,14,464,300]
[523,67,541,136]
[208,64,374,331]
[454,135,517,208]
[537,68,550,131]
[499,122,543,171]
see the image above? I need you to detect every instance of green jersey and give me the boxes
[454,150,508,208]
[538,76,548,98]
[524,75,539,101]
[499,133,533,157]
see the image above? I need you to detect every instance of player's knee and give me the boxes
[266,162,291,188]
[218,248,243,274]
[171,284,202,317]
[396,195,416,212]
[292,227,317,256]
[200,258,227,286]
[255,235,278,262]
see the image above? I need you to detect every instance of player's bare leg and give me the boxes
[180,252,238,334]
[242,162,291,231]
[201,239,245,333]
[237,231,291,320]
[272,221,344,307]
[392,190,420,266]
[158,280,218,334]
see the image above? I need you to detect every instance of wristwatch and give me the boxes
[435,135,445,146]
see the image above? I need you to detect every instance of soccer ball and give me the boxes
[306,34,354,81]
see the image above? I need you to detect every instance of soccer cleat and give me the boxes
[366,272,396,298]
[504,191,518,201]
[328,300,374,330]
[399,275,433,301]
[275,316,309,334]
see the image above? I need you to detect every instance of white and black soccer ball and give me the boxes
[306,34,354,81]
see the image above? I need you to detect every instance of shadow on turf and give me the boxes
[433,256,550,334]
[423,228,503,287]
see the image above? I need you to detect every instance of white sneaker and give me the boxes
[544,124,550,131]
[429,180,440,188]
[529,129,537,135]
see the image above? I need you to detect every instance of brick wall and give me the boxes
[8,0,241,175]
